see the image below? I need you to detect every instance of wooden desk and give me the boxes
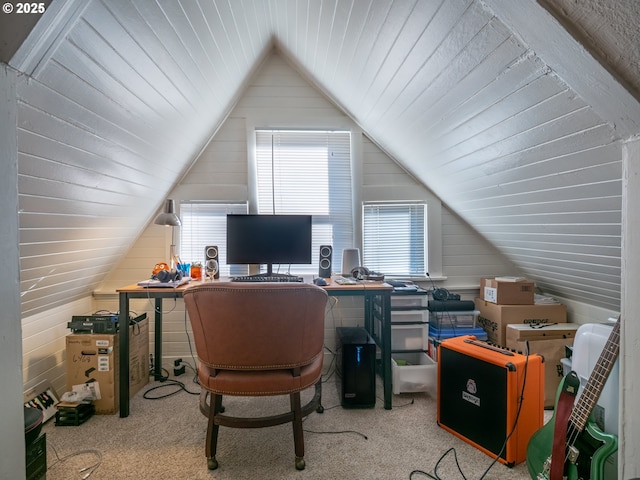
[116,278,393,417]
[322,279,394,410]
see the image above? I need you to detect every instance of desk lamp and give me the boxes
[154,199,181,268]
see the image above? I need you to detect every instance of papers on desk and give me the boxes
[136,278,191,288]
[333,276,357,285]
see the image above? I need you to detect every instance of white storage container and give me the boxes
[392,352,436,395]
[572,322,619,436]
[391,309,428,324]
[571,321,619,480]
[391,295,428,309]
[429,310,479,328]
[391,324,427,351]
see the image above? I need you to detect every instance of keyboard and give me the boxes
[231,275,304,283]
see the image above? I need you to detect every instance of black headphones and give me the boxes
[153,269,183,283]
[431,287,460,301]
[432,287,451,301]
[350,266,384,281]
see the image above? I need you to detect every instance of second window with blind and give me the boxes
[362,202,427,277]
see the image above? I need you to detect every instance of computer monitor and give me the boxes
[226,214,312,275]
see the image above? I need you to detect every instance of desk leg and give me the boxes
[364,291,393,410]
[380,292,392,410]
[364,294,372,333]
[119,293,130,418]
[154,298,163,381]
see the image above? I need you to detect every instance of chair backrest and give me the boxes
[183,282,328,370]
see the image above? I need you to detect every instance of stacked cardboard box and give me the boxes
[480,276,534,305]
[476,277,573,407]
[66,318,149,414]
[475,298,568,346]
[506,323,579,408]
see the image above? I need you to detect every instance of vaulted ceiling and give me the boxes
[6,0,640,316]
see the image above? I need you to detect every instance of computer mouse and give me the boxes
[313,277,327,286]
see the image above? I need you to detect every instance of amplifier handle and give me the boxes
[463,338,515,356]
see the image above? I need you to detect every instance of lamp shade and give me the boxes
[154,199,181,226]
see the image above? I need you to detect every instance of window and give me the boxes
[362,203,427,277]
[255,129,353,275]
[179,202,248,276]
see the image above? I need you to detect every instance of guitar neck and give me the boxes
[569,317,620,432]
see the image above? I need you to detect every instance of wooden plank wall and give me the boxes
[89,53,518,375]
[25,50,620,396]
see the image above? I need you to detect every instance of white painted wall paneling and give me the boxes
[12,0,629,342]
[7,0,636,471]
[86,53,516,372]
[0,64,25,480]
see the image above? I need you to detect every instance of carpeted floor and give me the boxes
[41,371,536,480]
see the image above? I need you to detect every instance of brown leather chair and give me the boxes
[183,282,328,471]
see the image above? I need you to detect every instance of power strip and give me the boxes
[24,380,60,423]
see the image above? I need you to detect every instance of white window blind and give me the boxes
[255,129,353,275]
[179,202,248,276]
[362,203,427,277]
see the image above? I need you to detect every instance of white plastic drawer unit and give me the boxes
[391,309,428,324]
[392,352,436,395]
[390,294,428,309]
[428,310,479,328]
[391,323,427,351]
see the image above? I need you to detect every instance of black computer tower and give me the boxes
[336,327,376,408]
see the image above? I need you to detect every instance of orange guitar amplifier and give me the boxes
[437,335,544,466]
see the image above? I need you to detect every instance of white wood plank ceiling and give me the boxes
[9,0,640,316]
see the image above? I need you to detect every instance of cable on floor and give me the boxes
[47,442,103,479]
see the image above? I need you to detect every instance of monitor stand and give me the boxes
[251,263,282,277]
[253,264,291,278]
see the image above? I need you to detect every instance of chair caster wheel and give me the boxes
[295,457,305,470]
[316,405,324,414]
[207,457,219,470]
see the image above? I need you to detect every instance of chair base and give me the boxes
[200,380,323,470]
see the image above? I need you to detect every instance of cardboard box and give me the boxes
[480,277,534,305]
[475,298,567,346]
[128,318,150,397]
[506,323,579,407]
[66,318,149,414]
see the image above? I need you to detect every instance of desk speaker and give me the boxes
[318,245,332,278]
[437,336,544,466]
[341,248,360,276]
[205,245,219,279]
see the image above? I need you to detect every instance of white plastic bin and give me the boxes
[391,324,427,351]
[392,352,436,395]
[391,295,428,309]
[391,310,428,324]
[429,310,479,328]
